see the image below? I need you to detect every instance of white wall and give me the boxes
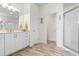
[30,4,40,46]
[40,3,63,17]
[39,3,63,46]
[39,15,48,43]
[47,13,56,42]
[56,12,63,47]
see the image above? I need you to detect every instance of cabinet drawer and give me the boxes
[5,33,16,55]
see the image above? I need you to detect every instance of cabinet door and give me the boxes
[16,33,23,51]
[0,34,4,56]
[16,32,29,51]
[5,33,16,55]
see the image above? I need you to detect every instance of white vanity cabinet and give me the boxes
[15,32,24,51]
[0,34,4,56]
[0,32,29,56]
[22,32,29,48]
[5,33,16,55]
[15,32,29,51]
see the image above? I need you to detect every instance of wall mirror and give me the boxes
[0,4,19,30]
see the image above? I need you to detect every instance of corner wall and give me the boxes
[30,4,40,46]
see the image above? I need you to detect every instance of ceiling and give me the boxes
[63,3,78,8]
[35,3,48,7]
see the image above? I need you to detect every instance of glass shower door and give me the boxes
[64,7,79,53]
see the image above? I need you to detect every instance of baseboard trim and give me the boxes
[63,46,79,56]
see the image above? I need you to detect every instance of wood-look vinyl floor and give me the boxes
[10,41,75,56]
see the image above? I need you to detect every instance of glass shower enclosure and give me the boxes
[64,7,79,53]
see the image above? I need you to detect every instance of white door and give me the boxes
[5,33,16,55]
[0,34,4,56]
